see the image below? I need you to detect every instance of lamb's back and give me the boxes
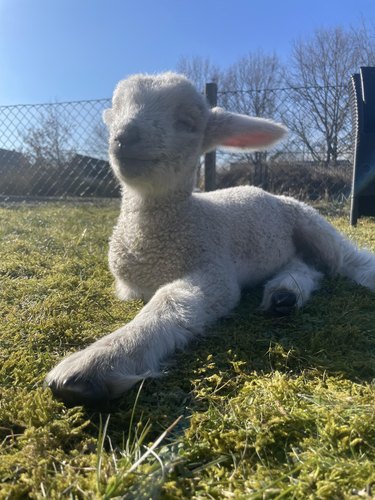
[195,186,298,285]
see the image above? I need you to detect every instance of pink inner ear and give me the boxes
[222,132,274,148]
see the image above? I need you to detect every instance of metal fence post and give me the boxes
[350,66,375,225]
[204,82,217,191]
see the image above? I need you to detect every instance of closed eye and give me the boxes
[175,119,197,133]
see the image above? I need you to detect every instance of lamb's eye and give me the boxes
[175,119,196,133]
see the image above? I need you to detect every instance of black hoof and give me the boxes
[269,290,297,316]
[47,376,110,408]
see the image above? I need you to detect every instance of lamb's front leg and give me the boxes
[45,268,241,406]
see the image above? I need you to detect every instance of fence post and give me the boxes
[350,66,375,225]
[204,82,217,191]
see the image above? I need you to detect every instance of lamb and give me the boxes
[46,72,375,406]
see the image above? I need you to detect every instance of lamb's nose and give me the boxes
[114,125,141,150]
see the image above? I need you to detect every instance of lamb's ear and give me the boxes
[102,108,113,126]
[202,107,287,153]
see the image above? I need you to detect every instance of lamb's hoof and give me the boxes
[269,290,297,316]
[47,376,110,408]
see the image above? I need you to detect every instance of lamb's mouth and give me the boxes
[119,155,159,162]
[113,152,160,164]
[114,155,161,178]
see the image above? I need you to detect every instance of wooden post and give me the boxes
[204,82,217,191]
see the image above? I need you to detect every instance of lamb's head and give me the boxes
[103,72,208,195]
[103,72,287,196]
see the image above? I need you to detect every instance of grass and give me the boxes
[1,200,375,499]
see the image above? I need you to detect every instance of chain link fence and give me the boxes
[0,85,353,202]
[0,98,119,200]
[213,85,352,202]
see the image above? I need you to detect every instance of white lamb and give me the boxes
[46,72,375,406]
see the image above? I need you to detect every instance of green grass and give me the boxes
[1,201,375,499]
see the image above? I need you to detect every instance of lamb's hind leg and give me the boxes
[338,238,375,291]
[261,257,323,316]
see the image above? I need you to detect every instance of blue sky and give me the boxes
[0,0,374,105]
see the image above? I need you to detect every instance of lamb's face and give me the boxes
[103,73,209,193]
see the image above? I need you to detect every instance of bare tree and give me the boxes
[22,105,74,195]
[285,26,375,166]
[219,51,286,186]
[88,121,109,160]
[220,51,284,114]
[176,55,221,91]
[351,19,375,63]
[23,105,74,169]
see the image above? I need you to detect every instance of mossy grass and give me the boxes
[1,201,374,498]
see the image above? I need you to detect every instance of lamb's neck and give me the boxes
[120,185,192,214]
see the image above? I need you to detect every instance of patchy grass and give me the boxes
[1,201,375,499]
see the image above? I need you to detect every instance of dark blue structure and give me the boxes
[350,67,375,225]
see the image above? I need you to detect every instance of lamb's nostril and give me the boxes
[115,125,141,149]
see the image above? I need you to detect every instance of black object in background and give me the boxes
[350,66,375,226]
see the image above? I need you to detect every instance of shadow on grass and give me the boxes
[83,277,375,445]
